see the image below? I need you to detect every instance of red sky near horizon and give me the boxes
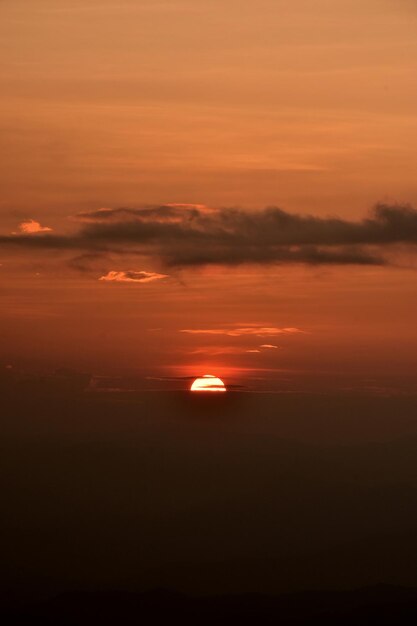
[1,0,417,392]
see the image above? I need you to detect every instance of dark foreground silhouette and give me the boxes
[3,586,417,625]
[4,386,417,622]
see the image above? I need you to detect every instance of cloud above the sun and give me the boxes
[99,270,168,283]
[3,203,417,271]
[180,326,304,337]
[189,347,259,356]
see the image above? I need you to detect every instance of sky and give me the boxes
[1,0,417,391]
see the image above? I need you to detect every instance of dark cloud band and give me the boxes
[2,203,417,268]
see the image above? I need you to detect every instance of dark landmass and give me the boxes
[2,381,417,620]
[3,586,417,625]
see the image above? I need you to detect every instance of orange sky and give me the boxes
[1,0,417,391]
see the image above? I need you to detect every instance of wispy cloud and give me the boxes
[99,270,168,283]
[180,326,304,337]
[189,346,263,355]
[260,344,279,349]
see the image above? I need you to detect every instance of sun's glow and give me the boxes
[190,374,226,392]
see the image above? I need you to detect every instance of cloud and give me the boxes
[68,252,109,273]
[75,204,212,225]
[189,346,262,355]
[180,326,304,337]
[71,202,413,266]
[3,203,417,268]
[99,270,168,283]
[260,344,279,349]
[13,219,52,234]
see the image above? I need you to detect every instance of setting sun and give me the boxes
[190,375,226,392]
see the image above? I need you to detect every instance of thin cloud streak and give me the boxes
[99,270,168,283]
[180,326,304,337]
[189,347,262,355]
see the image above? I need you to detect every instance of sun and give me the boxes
[190,374,226,392]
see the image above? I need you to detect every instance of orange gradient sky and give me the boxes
[1,0,417,391]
